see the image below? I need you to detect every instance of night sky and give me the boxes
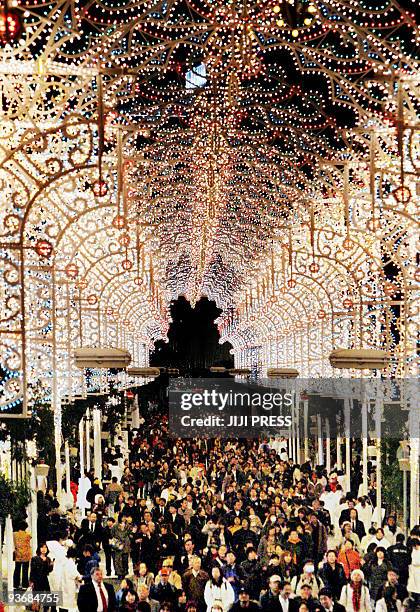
[150,296,233,375]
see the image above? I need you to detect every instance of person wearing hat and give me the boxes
[229,589,261,612]
[291,561,324,600]
[150,567,178,604]
[339,569,372,611]
[318,588,345,612]
[260,575,299,612]
[295,584,319,611]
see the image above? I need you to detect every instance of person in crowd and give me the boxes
[116,578,135,610]
[364,547,394,602]
[383,517,403,548]
[203,566,235,612]
[337,539,362,579]
[79,544,100,580]
[376,570,408,604]
[77,567,116,612]
[259,574,282,612]
[150,568,178,605]
[119,589,140,612]
[388,535,410,586]
[30,543,54,594]
[13,521,32,590]
[229,588,261,612]
[112,518,132,579]
[102,517,116,577]
[138,585,159,612]
[291,561,324,600]
[374,586,402,612]
[182,557,210,609]
[135,562,155,590]
[339,569,372,612]
[59,547,81,612]
[319,550,347,601]
[318,588,346,612]
[406,538,420,607]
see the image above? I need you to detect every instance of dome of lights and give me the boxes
[0,0,418,417]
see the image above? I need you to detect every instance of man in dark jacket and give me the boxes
[388,534,411,585]
[260,578,299,612]
[77,567,116,612]
[230,589,261,612]
[240,548,263,600]
[318,588,346,612]
[318,551,347,601]
[150,568,178,604]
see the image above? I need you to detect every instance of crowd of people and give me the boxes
[12,405,420,612]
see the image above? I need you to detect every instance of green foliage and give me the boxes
[0,474,32,526]
[380,438,403,514]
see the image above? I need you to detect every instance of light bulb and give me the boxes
[308,4,317,12]
[273,5,281,13]
[292,29,299,37]
[276,18,285,26]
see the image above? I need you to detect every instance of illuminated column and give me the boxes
[345,398,351,493]
[85,409,91,473]
[65,441,71,494]
[295,393,301,463]
[5,515,14,593]
[79,418,85,476]
[325,418,331,474]
[409,392,420,528]
[336,434,342,472]
[303,398,309,462]
[361,398,369,496]
[30,467,38,554]
[317,414,324,465]
[93,407,102,481]
[374,393,382,524]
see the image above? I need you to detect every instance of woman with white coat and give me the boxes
[375,585,402,612]
[204,567,235,612]
[59,548,82,612]
[339,569,372,612]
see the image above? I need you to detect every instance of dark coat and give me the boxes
[319,562,348,600]
[77,580,116,612]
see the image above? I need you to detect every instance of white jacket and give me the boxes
[375,598,402,612]
[339,583,372,612]
[60,558,81,611]
[407,547,420,594]
[204,579,235,612]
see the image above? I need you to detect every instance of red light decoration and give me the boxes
[35,239,53,258]
[309,262,320,273]
[112,215,126,229]
[87,294,97,305]
[118,233,130,246]
[0,5,23,45]
[318,309,327,320]
[383,282,396,297]
[65,263,79,279]
[343,298,354,309]
[287,278,296,288]
[122,259,133,270]
[92,180,108,197]
[393,185,411,204]
[126,390,134,399]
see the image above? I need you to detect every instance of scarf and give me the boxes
[351,581,362,612]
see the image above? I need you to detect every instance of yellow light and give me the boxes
[308,4,317,13]
[273,5,281,13]
[292,29,299,37]
[276,18,285,26]
[304,17,312,25]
